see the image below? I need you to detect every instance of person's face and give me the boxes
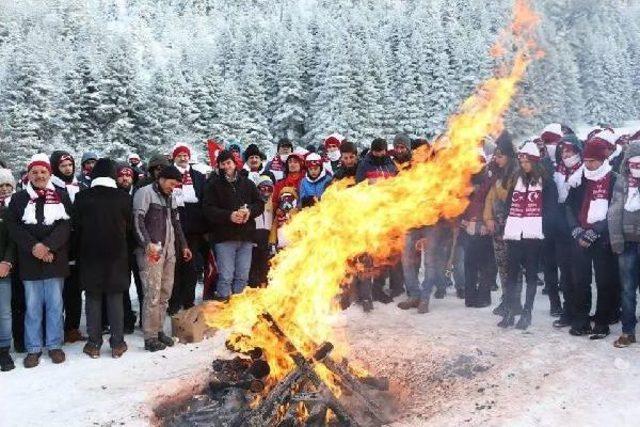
[519,158,533,174]
[288,158,301,173]
[174,152,190,167]
[341,152,357,168]
[394,144,409,156]
[258,184,273,200]
[219,158,236,177]
[117,175,133,190]
[494,153,508,168]
[584,158,604,171]
[58,160,74,177]
[371,149,386,158]
[308,164,321,179]
[278,146,292,156]
[327,145,340,155]
[130,158,140,166]
[248,155,262,169]
[0,183,13,197]
[158,178,180,195]
[83,160,96,172]
[28,166,51,189]
[561,146,577,160]
[152,166,164,180]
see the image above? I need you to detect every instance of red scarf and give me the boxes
[579,173,612,228]
[503,177,544,240]
[270,155,285,172]
[181,171,193,186]
[555,160,582,180]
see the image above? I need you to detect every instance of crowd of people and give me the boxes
[1,124,640,374]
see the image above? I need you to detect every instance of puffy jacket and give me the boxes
[355,153,398,184]
[609,142,640,253]
[299,172,333,208]
[133,183,187,252]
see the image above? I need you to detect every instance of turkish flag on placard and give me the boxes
[206,139,224,166]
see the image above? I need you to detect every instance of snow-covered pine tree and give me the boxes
[238,61,273,152]
[271,40,307,142]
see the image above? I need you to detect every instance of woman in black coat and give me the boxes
[73,159,132,358]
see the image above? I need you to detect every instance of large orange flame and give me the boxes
[203,0,540,386]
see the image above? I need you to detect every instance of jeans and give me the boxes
[618,242,640,334]
[402,229,423,299]
[0,277,11,348]
[214,241,253,298]
[23,278,65,353]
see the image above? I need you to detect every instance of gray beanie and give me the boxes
[0,168,15,189]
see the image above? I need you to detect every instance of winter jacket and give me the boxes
[0,204,16,268]
[177,166,208,235]
[608,142,640,253]
[5,188,72,280]
[133,183,187,252]
[355,153,398,184]
[504,174,561,238]
[332,164,358,182]
[565,172,617,245]
[73,184,132,293]
[483,173,517,224]
[299,173,333,208]
[202,173,264,244]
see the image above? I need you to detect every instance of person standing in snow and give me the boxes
[77,152,98,191]
[323,133,345,173]
[498,141,559,330]
[564,138,619,339]
[266,138,294,182]
[249,175,275,288]
[0,168,17,371]
[133,166,192,352]
[5,154,72,368]
[48,150,85,344]
[242,144,276,185]
[299,153,333,208]
[608,141,640,348]
[74,159,131,359]
[202,150,264,301]
[169,144,206,315]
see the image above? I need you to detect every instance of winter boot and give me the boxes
[550,301,563,318]
[111,341,128,359]
[82,342,101,359]
[372,290,392,304]
[492,301,507,317]
[48,349,66,364]
[23,352,42,369]
[497,311,515,328]
[417,299,430,314]
[434,288,446,299]
[589,324,610,340]
[613,334,636,348]
[456,288,465,299]
[158,332,175,347]
[553,318,571,329]
[361,299,374,313]
[515,311,532,330]
[569,325,593,337]
[0,347,15,372]
[397,298,420,310]
[144,338,166,352]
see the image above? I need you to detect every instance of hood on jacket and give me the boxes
[555,133,583,165]
[620,141,640,178]
[81,152,99,166]
[50,150,76,183]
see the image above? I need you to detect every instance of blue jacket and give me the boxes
[355,153,398,184]
[299,173,333,208]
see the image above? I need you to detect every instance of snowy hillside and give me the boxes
[1,0,639,167]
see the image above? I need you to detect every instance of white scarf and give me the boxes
[91,177,117,188]
[50,174,80,203]
[503,177,544,241]
[174,164,199,205]
[584,162,612,224]
[608,145,623,162]
[624,171,640,212]
[244,163,266,186]
[22,181,70,226]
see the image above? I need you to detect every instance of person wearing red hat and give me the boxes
[498,141,559,330]
[590,129,623,172]
[564,138,619,339]
[324,133,345,173]
[4,154,73,368]
[170,143,207,315]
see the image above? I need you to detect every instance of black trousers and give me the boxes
[505,239,542,313]
[11,274,25,351]
[123,254,144,327]
[568,241,620,329]
[249,230,271,287]
[63,265,82,331]
[169,234,203,313]
[464,234,495,306]
[372,261,404,297]
[86,291,124,347]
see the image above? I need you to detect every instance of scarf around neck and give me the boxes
[579,162,612,228]
[22,181,70,225]
[174,164,199,205]
[503,176,544,240]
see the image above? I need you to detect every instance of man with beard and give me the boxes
[242,144,276,185]
[49,151,85,343]
[392,133,413,170]
[77,152,98,190]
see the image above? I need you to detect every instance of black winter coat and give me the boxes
[178,167,208,235]
[202,173,264,244]
[73,186,132,293]
[565,173,617,245]
[5,189,72,281]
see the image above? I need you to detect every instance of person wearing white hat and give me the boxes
[4,154,73,368]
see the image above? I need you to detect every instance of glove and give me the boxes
[582,228,600,245]
[571,227,585,241]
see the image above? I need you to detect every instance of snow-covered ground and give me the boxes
[2,284,639,427]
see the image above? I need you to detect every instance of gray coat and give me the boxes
[608,142,640,253]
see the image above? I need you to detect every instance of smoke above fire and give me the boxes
[204,0,541,383]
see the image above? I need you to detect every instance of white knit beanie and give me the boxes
[0,168,16,189]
